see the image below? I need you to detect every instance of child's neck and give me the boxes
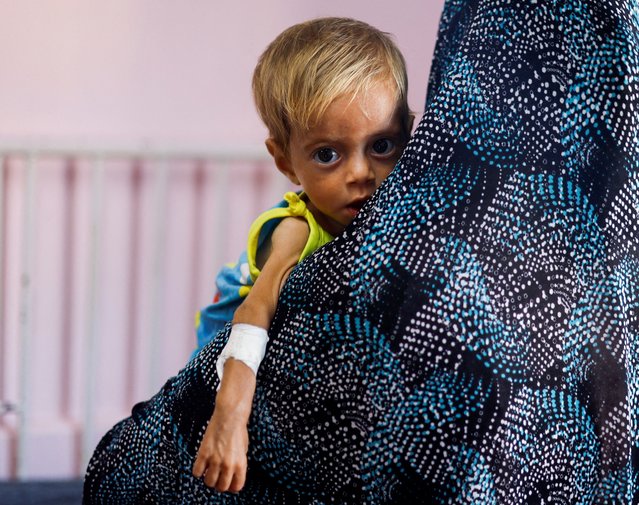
[302,196,345,237]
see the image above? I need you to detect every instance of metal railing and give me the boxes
[0,145,286,479]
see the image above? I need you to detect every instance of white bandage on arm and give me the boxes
[216,323,269,382]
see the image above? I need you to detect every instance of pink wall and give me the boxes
[0,0,446,480]
[0,0,444,148]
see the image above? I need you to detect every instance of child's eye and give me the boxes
[371,138,396,156]
[313,147,339,164]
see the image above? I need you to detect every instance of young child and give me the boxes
[192,17,413,493]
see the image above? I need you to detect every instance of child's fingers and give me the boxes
[192,456,206,479]
[203,462,221,489]
[228,464,247,493]
[213,465,237,493]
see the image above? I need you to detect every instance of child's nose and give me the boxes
[346,155,375,184]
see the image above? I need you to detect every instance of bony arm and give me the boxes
[192,357,255,492]
[193,217,310,492]
[217,216,312,378]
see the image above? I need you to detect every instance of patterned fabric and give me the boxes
[84,0,639,503]
[194,191,333,356]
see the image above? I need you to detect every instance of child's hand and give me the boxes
[192,359,257,493]
[192,402,249,492]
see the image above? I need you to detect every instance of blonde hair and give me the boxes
[252,17,410,151]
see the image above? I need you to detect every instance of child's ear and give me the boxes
[265,138,300,185]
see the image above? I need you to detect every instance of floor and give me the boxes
[0,480,84,504]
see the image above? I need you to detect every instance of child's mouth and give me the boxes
[346,199,367,217]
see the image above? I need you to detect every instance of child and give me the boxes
[192,17,413,493]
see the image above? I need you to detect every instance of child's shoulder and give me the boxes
[270,216,311,253]
[253,216,310,272]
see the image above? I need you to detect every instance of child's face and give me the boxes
[268,81,406,236]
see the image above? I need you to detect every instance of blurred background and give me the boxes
[0,0,444,481]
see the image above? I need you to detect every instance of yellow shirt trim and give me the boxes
[246,192,333,282]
